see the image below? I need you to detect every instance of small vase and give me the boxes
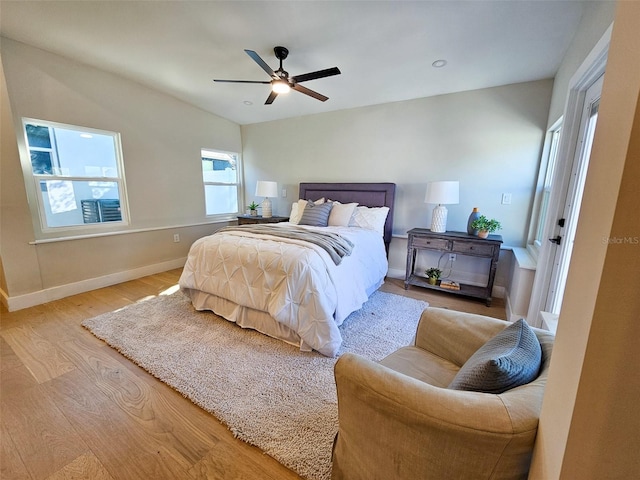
[428,277,437,285]
[250,210,258,217]
[478,230,489,239]
[467,207,480,235]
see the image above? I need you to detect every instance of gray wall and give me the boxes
[1,38,241,305]
[0,0,612,309]
[241,80,553,280]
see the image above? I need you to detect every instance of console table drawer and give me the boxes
[412,237,450,249]
[452,240,495,256]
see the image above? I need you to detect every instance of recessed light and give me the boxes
[432,59,447,68]
[80,133,93,139]
[243,100,253,105]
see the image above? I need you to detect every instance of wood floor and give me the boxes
[1,269,505,480]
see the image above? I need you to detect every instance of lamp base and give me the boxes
[430,205,448,233]
[261,197,272,218]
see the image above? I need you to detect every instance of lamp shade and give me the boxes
[255,180,278,218]
[424,181,459,205]
[425,181,459,233]
[255,180,278,198]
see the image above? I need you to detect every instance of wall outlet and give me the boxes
[449,253,456,261]
[173,234,180,243]
[501,193,512,205]
[281,188,287,198]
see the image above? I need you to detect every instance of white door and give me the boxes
[545,74,604,314]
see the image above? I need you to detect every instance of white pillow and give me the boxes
[289,198,325,224]
[349,206,390,235]
[289,202,300,223]
[328,201,358,227]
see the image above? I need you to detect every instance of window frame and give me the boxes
[20,118,129,235]
[200,148,243,219]
[527,119,562,259]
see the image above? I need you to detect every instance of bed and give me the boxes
[179,182,396,356]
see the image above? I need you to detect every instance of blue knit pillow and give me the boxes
[448,319,542,394]
[299,201,333,227]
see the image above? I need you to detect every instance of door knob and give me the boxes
[549,235,562,245]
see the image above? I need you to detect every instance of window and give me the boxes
[201,149,240,216]
[529,122,562,254]
[22,119,127,230]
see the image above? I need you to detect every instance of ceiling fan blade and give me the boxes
[292,83,328,102]
[265,91,278,105]
[291,67,341,83]
[213,79,271,84]
[245,49,278,79]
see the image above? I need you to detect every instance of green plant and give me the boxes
[425,267,442,279]
[471,215,502,233]
[247,201,259,211]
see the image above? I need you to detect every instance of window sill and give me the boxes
[29,218,235,245]
[511,247,537,271]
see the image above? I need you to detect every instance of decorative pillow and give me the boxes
[290,198,325,224]
[289,202,300,223]
[328,201,358,227]
[299,201,333,227]
[349,206,390,235]
[448,318,542,394]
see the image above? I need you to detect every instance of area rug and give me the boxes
[82,290,428,480]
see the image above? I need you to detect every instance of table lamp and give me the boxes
[425,181,459,233]
[255,180,278,218]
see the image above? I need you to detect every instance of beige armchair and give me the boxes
[332,307,554,480]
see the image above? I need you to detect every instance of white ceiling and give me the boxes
[0,1,586,125]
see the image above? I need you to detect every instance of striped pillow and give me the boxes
[290,198,325,224]
[299,201,333,227]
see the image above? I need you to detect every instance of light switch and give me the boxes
[501,193,512,205]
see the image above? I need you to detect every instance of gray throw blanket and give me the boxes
[218,224,354,265]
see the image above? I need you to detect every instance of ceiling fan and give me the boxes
[214,46,341,105]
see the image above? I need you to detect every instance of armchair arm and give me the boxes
[414,307,511,367]
[332,353,537,480]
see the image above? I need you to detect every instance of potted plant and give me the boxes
[471,215,502,238]
[247,201,259,216]
[425,267,442,285]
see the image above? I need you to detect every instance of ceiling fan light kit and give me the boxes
[214,46,341,105]
[272,80,290,94]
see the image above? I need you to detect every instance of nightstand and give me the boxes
[237,215,290,225]
[405,229,503,306]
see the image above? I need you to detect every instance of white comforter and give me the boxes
[179,223,388,356]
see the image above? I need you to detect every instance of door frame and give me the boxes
[546,75,603,314]
[526,24,612,328]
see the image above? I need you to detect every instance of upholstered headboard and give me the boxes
[298,182,396,254]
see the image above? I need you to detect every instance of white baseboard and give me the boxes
[3,257,186,312]
[386,268,405,279]
[2,259,504,313]
[492,285,505,300]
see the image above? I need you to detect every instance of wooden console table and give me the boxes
[404,229,503,306]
